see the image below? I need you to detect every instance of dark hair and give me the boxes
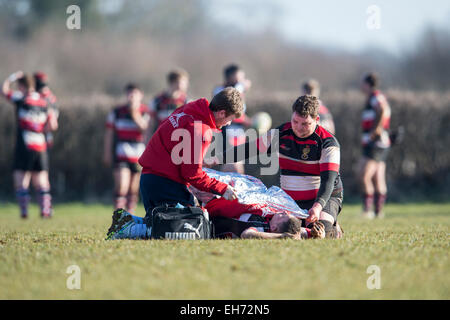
[224,64,240,79]
[278,215,302,234]
[33,72,48,91]
[125,83,140,92]
[167,69,188,84]
[364,72,378,88]
[209,87,243,117]
[292,95,319,118]
[303,79,320,97]
[18,74,35,91]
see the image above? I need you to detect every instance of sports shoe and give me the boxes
[361,211,375,220]
[41,211,53,219]
[106,208,133,240]
[375,211,385,219]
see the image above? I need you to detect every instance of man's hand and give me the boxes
[370,127,382,141]
[310,222,326,239]
[306,202,323,224]
[222,185,237,201]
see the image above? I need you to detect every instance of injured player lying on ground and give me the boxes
[105,169,342,240]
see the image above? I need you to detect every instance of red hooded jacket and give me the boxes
[139,98,228,196]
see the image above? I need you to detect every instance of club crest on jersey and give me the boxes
[301,145,310,160]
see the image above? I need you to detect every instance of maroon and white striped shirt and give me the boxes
[7,90,51,152]
[106,104,150,163]
[276,123,342,202]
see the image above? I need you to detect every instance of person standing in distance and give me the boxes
[359,73,391,219]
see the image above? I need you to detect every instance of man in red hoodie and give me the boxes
[138,87,243,215]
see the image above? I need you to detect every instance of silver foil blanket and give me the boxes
[189,169,309,219]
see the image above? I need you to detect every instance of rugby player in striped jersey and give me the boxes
[103,83,150,213]
[33,72,58,149]
[359,73,391,219]
[302,79,335,135]
[147,69,189,133]
[213,64,252,174]
[1,71,58,218]
[218,95,344,238]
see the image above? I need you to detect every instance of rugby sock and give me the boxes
[114,195,127,210]
[374,193,387,215]
[363,194,374,212]
[38,189,52,217]
[16,188,30,218]
[126,194,139,213]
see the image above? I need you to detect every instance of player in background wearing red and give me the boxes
[148,69,189,134]
[213,64,252,174]
[303,79,335,135]
[1,71,58,218]
[34,72,58,149]
[359,73,391,219]
[103,83,150,213]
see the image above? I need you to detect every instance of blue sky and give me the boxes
[209,0,450,54]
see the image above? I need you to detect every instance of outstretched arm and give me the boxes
[241,228,301,240]
[2,71,23,99]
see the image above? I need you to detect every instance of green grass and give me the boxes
[0,202,449,299]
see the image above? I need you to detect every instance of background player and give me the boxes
[34,72,58,149]
[103,83,150,213]
[359,73,391,219]
[213,64,252,174]
[303,79,335,135]
[148,69,189,133]
[1,71,58,218]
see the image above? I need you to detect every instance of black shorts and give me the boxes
[140,173,195,217]
[297,196,343,226]
[363,144,390,162]
[114,161,141,173]
[13,147,49,172]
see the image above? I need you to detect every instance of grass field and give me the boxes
[0,202,448,299]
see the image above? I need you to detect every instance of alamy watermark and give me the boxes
[66,264,81,290]
[366,265,381,289]
[66,5,81,30]
[366,5,381,30]
[168,117,279,176]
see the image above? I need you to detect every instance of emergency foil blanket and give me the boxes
[190,169,309,219]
